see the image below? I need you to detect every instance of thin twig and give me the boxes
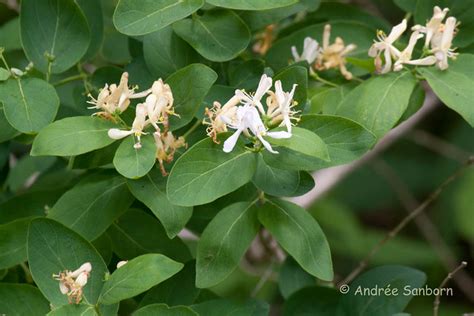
[53,74,87,87]
[338,156,474,287]
[433,261,468,316]
[373,159,474,302]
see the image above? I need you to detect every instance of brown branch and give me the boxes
[373,159,474,302]
[338,156,474,287]
[433,261,468,316]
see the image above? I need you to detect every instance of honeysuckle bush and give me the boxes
[0,0,473,315]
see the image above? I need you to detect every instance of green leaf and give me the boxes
[196,201,260,288]
[240,0,321,31]
[143,26,198,78]
[167,137,258,206]
[0,218,32,269]
[206,0,297,10]
[0,67,10,81]
[339,265,426,316]
[31,116,118,156]
[113,0,204,36]
[134,304,198,316]
[0,108,19,142]
[258,199,333,281]
[191,299,269,316]
[228,59,265,90]
[75,0,104,60]
[48,304,97,316]
[0,18,22,52]
[335,71,417,138]
[5,156,56,192]
[0,283,50,316]
[298,114,376,168]
[279,257,315,299]
[310,84,355,115]
[173,10,251,62]
[127,168,192,238]
[266,21,374,70]
[252,154,314,197]
[20,0,91,73]
[267,127,329,160]
[139,261,200,308]
[113,136,156,179]
[98,254,183,305]
[418,54,474,127]
[0,78,59,134]
[28,218,108,306]
[107,209,191,262]
[283,286,341,316]
[48,172,134,240]
[273,65,308,109]
[167,64,218,130]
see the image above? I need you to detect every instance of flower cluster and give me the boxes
[369,6,458,74]
[204,74,297,154]
[291,24,357,80]
[52,262,91,304]
[89,74,186,175]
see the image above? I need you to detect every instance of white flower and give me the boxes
[108,103,148,148]
[291,37,320,64]
[267,81,298,133]
[116,261,128,269]
[52,262,92,304]
[431,17,457,70]
[369,19,407,74]
[235,74,272,115]
[204,95,241,143]
[223,104,291,154]
[412,6,449,47]
[393,31,437,71]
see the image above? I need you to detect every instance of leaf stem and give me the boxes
[433,261,468,316]
[53,74,87,87]
[338,156,474,287]
[0,50,10,71]
[309,71,339,88]
[182,119,202,138]
[20,262,33,283]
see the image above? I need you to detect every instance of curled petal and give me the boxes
[267,131,291,139]
[386,19,407,44]
[75,272,89,287]
[223,129,243,153]
[108,128,133,140]
[258,135,278,154]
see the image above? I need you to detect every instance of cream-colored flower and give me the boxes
[146,79,176,131]
[368,19,407,74]
[116,261,128,269]
[266,81,298,133]
[291,37,320,64]
[316,24,357,80]
[203,95,240,143]
[52,262,92,304]
[431,17,458,70]
[393,31,437,71]
[235,74,273,115]
[412,6,449,47]
[154,131,187,176]
[108,103,148,149]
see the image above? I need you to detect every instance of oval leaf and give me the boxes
[143,26,198,78]
[113,0,204,36]
[173,10,251,62]
[206,0,297,10]
[98,254,183,305]
[113,136,156,179]
[0,78,59,134]
[258,199,333,281]
[196,201,260,288]
[31,116,118,156]
[48,304,97,316]
[28,218,108,306]
[20,0,91,73]
[127,168,192,238]
[418,54,474,127]
[335,71,417,138]
[167,137,258,207]
[48,172,134,240]
[0,283,50,316]
[166,64,217,130]
[267,127,329,160]
[0,218,32,269]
